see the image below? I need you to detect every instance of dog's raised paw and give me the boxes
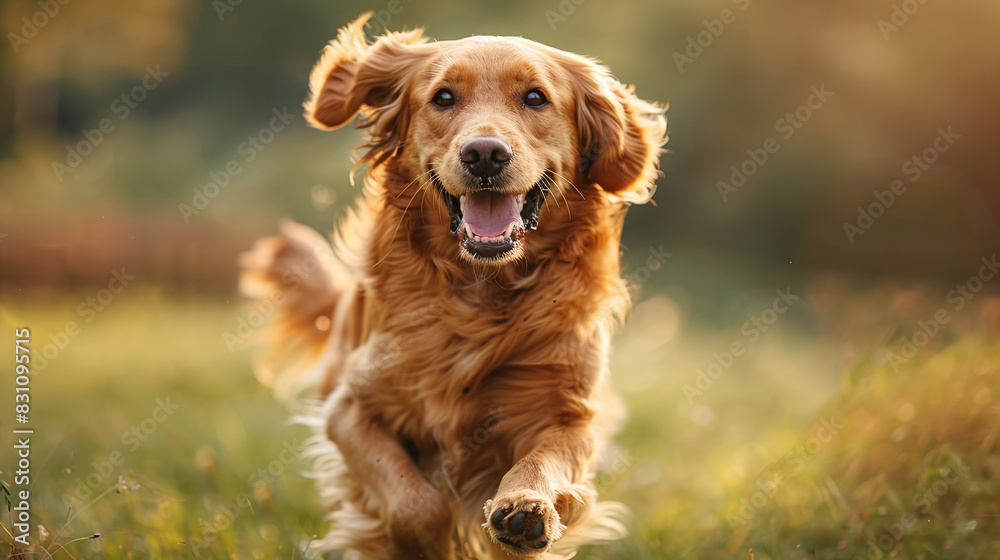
[483,490,562,556]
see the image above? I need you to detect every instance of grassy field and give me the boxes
[1,277,998,559]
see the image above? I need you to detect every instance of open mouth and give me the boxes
[435,175,545,261]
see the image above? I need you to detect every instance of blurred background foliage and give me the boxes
[1,0,999,559]
[2,0,999,292]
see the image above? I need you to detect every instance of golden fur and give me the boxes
[240,13,667,560]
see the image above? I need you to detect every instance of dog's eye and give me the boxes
[432,89,456,108]
[523,89,548,108]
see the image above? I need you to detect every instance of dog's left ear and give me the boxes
[566,58,668,203]
[303,13,431,168]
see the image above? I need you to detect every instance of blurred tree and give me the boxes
[1,0,198,145]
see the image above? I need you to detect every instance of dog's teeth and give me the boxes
[464,223,474,239]
[504,223,516,238]
[460,195,467,215]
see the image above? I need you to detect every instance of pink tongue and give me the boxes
[462,191,521,237]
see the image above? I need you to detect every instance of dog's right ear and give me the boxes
[304,13,430,166]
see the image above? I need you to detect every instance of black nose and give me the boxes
[460,137,512,179]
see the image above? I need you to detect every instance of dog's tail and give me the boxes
[239,220,354,402]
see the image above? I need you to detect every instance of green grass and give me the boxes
[1,292,322,559]
[1,282,998,559]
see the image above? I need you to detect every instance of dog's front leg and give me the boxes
[483,423,596,556]
[325,385,454,560]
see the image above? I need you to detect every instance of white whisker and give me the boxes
[548,169,585,200]
[416,174,434,224]
[548,172,572,220]
[373,173,432,268]
[540,184,554,214]
[396,167,437,199]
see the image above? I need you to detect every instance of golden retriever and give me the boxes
[240,13,666,560]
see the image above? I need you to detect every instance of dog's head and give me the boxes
[304,14,666,265]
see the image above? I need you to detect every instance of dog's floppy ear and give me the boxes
[304,13,430,167]
[566,57,667,203]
